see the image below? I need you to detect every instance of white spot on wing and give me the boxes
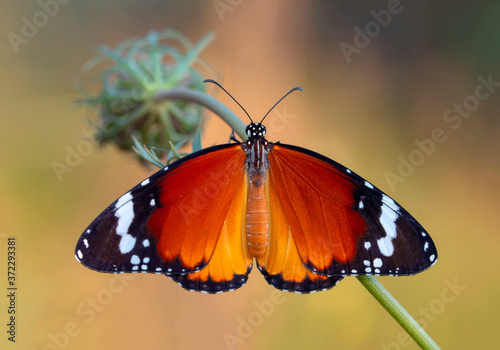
[365,181,374,189]
[380,195,398,238]
[359,200,364,209]
[115,192,136,254]
[150,199,156,207]
[373,258,383,268]
[346,168,352,174]
[119,234,136,255]
[430,254,436,262]
[77,250,83,259]
[130,255,140,265]
[377,237,394,257]
[143,239,150,247]
[143,257,150,263]
[141,178,150,186]
[424,242,429,252]
[83,239,89,248]
[376,194,399,257]
[364,242,371,250]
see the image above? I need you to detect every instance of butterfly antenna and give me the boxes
[204,79,253,123]
[260,86,303,124]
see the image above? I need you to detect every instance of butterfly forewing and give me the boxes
[267,144,437,277]
[147,144,247,273]
[75,170,166,274]
[75,144,250,281]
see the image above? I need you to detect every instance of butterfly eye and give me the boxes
[245,125,254,137]
[259,125,266,136]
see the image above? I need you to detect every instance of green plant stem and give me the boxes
[154,88,247,139]
[153,88,439,349]
[357,276,440,350]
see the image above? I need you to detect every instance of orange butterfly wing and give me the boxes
[256,172,343,293]
[265,144,365,276]
[147,145,245,271]
[264,144,436,278]
[168,168,253,293]
[77,144,253,293]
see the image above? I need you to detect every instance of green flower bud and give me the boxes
[80,30,215,162]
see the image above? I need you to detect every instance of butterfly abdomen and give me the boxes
[246,181,269,258]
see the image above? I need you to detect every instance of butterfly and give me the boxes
[75,80,437,294]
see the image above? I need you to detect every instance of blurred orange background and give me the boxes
[1,1,499,349]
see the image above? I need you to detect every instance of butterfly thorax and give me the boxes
[241,123,273,258]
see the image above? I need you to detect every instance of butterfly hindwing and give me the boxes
[256,172,344,293]
[267,144,437,277]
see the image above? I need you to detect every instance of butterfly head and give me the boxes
[246,123,266,140]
